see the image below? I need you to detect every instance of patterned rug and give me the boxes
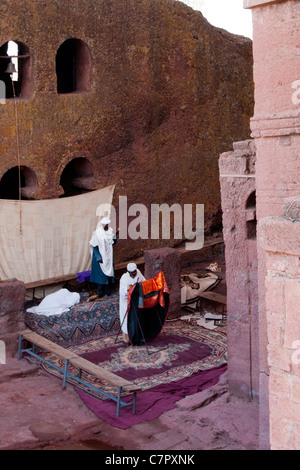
[35,320,227,429]
[24,292,120,347]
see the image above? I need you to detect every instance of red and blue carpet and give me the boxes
[37,319,227,429]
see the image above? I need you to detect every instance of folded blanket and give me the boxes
[181,272,219,306]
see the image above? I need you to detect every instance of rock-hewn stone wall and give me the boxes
[0,0,254,261]
[219,139,258,402]
[260,210,300,450]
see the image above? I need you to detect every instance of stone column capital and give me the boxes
[250,110,300,138]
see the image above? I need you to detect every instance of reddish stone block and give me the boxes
[269,369,290,400]
[284,196,300,222]
[265,253,289,273]
[267,344,291,372]
[0,280,25,357]
[267,311,284,347]
[284,278,300,347]
[260,216,300,256]
[0,281,25,334]
[277,397,300,428]
[265,276,284,315]
[269,414,291,450]
[286,256,300,276]
[290,375,300,402]
[293,422,300,450]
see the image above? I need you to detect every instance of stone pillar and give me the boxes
[244,0,300,449]
[0,280,26,357]
[260,202,300,450]
[144,247,181,319]
[219,139,259,404]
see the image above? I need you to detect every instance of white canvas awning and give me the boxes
[0,184,115,285]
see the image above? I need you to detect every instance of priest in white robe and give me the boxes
[89,216,117,298]
[119,263,145,343]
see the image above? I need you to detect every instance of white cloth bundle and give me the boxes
[26,288,80,317]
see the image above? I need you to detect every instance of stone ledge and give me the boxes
[219,139,256,176]
[259,216,300,256]
[0,357,39,383]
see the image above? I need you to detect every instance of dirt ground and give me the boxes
[0,241,260,451]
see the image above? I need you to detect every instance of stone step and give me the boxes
[143,430,187,450]
[0,357,39,383]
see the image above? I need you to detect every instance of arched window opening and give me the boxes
[60,158,97,197]
[56,39,91,94]
[246,191,256,210]
[0,166,38,200]
[0,41,31,99]
[246,191,257,240]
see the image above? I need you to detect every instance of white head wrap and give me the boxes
[127,263,137,272]
[101,216,111,225]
